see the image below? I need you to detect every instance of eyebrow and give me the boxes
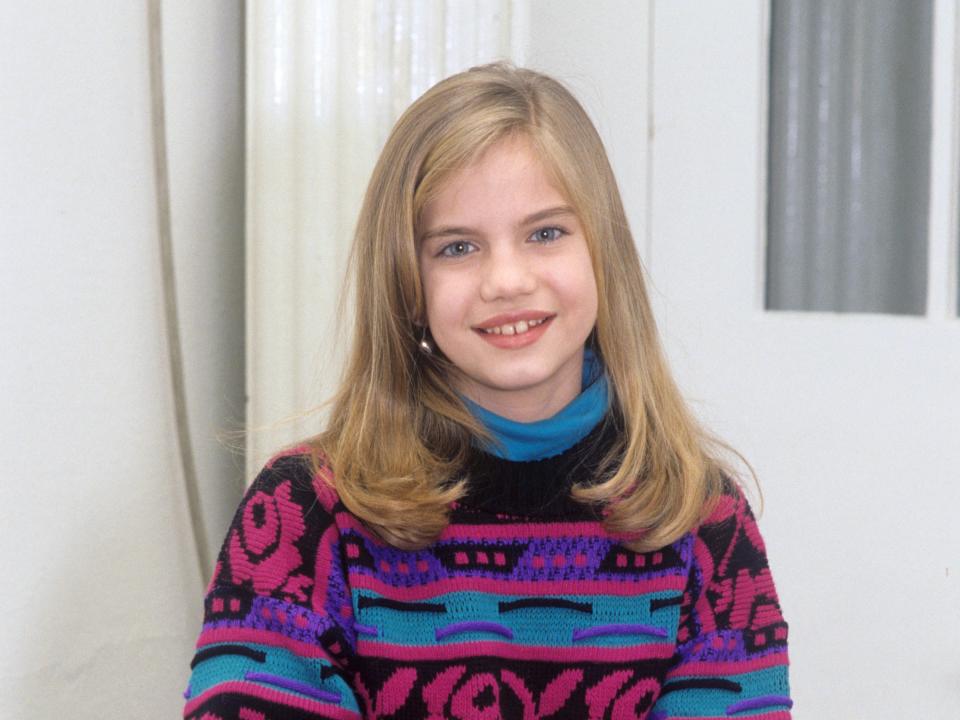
[420,205,576,243]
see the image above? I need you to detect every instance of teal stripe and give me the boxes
[352,589,682,648]
[651,666,791,718]
[187,641,360,713]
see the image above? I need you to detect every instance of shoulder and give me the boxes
[686,477,786,630]
[678,476,790,665]
[230,446,346,550]
[691,477,771,568]
[207,447,346,604]
[704,474,751,518]
[244,445,341,514]
[698,475,763,538]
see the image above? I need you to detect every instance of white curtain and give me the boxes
[766,0,934,315]
[246,0,522,472]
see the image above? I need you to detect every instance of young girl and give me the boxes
[183,63,791,720]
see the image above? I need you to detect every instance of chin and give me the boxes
[481,373,549,393]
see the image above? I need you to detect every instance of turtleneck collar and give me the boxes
[464,349,609,461]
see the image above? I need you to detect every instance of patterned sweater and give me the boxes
[183,422,791,719]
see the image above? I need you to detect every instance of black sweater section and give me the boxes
[455,416,622,521]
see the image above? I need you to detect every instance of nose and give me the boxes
[478,243,537,302]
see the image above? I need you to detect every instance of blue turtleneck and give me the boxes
[465,349,609,461]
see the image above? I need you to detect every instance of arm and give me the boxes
[183,453,362,719]
[651,485,792,720]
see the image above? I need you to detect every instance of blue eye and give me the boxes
[439,240,475,257]
[530,227,566,243]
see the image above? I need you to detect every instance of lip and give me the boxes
[472,314,554,349]
[471,311,555,330]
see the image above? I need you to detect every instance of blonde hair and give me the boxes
[308,62,748,551]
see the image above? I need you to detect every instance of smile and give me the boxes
[479,317,548,336]
[472,314,555,349]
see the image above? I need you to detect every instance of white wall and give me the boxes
[522,0,651,262]
[0,2,243,717]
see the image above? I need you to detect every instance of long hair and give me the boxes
[308,62,744,551]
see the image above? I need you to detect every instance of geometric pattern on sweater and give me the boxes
[184,434,791,719]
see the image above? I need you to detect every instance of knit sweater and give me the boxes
[183,421,791,719]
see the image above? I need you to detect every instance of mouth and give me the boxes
[471,313,555,347]
[476,316,551,337]
[472,311,556,335]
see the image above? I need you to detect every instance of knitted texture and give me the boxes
[184,429,791,719]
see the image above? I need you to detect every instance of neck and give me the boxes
[462,349,608,462]
[454,354,583,423]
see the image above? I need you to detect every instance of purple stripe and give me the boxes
[182,684,191,700]
[572,623,668,641]
[244,672,341,704]
[726,695,793,714]
[435,621,514,641]
[648,713,667,720]
[354,623,378,636]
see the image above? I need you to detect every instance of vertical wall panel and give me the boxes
[924,0,960,319]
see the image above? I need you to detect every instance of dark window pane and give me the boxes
[766,0,932,314]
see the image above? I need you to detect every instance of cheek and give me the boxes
[576,253,600,321]
[575,283,600,331]
[422,273,466,331]
[572,258,598,299]
[419,263,441,326]
[552,261,599,321]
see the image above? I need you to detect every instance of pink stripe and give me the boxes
[334,513,379,538]
[355,638,675,662]
[183,679,361,719]
[440,521,610,540]
[335,512,610,541]
[195,627,335,660]
[667,651,790,677]
[348,573,685,598]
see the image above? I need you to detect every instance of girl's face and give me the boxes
[418,135,598,422]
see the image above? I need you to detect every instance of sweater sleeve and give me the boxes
[183,453,363,719]
[650,486,792,720]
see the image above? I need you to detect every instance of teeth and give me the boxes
[481,318,547,336]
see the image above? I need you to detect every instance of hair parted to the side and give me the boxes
[307,61,753,552]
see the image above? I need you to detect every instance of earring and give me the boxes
[418,327,433,355]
